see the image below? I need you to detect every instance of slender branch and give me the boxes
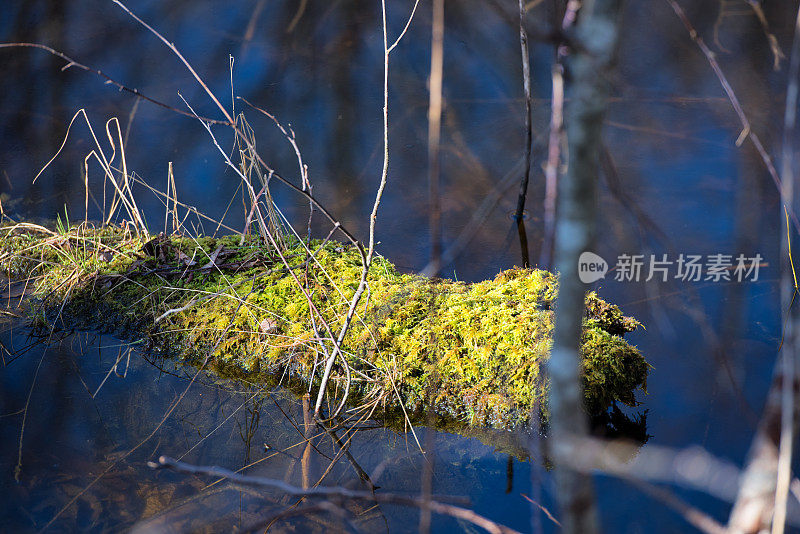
[388,0,423,53]
[513,0,533,268]
[111,0,233,125]
[313,0,421,418]
[151,456,522,534]
[666,0,800,234]
[0,43,227,125]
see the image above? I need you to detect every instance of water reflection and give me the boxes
[0,324,544,532]
[1,0,797,530]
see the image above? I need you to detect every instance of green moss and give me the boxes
[0,223,650,429]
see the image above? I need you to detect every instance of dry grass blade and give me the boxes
[34,109,148,237]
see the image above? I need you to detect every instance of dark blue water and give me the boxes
[0,328,541,532]
[1,0,797,531]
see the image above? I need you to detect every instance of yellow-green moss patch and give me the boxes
[0,223,649,429]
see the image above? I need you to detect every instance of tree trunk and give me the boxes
[548,0,625,532]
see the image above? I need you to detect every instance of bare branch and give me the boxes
[666,0,800,234]
[151,456,522,534]
[0,42,228,125]
[313,0,421,419]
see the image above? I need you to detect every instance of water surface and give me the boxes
[1,0,796,531]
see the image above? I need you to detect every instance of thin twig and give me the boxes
[151,456,522,534]
[313,0,422,419]
[0,43,227,124]
[513,0,533,268]
[111,0,233,125]
[666,0,800,234]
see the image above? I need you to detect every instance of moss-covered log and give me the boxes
[0,222,649,429]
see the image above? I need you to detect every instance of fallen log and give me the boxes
[0,222,649,429]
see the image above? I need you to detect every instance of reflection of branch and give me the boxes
[520,494,561,527]
[419,157,523,277]
[237,502,353,534]
[630,479,727,534]
[316,422,376,491]
[0,43,226,125]
[426,0,444,276]
[286,0,308,34]
[40,277,256,530]
[558,436,742,501]
[150,456,522,534]
[744,0,786,71]
[558,434,800,530]
[666,0,800,234]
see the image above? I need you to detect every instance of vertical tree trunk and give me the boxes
[548,1,624,532]
[728,6,800,533]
